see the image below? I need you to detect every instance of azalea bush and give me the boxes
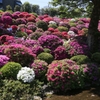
[0,55,9,68]
[3,44,36,66]
[17,67,35,83]
[47,59,86,93]
[80,63,100,86]
[31,59,48,81]
[38,35,63,51]
[64,40,90,57]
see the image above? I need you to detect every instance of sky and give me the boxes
[21,0,51,8]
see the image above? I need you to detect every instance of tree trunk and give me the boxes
[87,2,100,53]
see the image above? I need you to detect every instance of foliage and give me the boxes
[14,5,21,12]
[32,4,40,14]
[21,2,32,13]
[15,31,28,37]
[57,26,68,32]
[47,59,85,93]
[70,55,91,65]
[37,52,54,64]
[80,63,100,86]
[91,52,100,64]
[0,79,43,100]
[0,62,22,79]
[17,67,35,83]
[36,20,48,31]
[31,59,48,81]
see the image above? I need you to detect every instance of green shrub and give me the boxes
[68,22,77,27]
[15,31,28,38]
[48,23,57,29]
[70,55,91,65]
[0,79,43,100]
[91,52,100,64]
[57,26,68,32]
[37,52,54,64]
[36,20,48,31]
[43,48,51,53]
[0,62,22,79]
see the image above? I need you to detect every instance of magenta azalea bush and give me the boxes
[31,59,48,81]
[53,46,69,60]
[47,59,85,92]
[0,55,9,68]
[3,44,36,66]
[38,35,63,51]
[64,40,89,57]
[80,63,100,86]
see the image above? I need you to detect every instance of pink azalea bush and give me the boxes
[31,59,48,81]
[47,59,86,93]
[3,44,36,66]
[64,39,89,57]
[38,35,63,51]
[0,55,9,68]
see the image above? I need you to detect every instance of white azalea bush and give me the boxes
[17,67,35,83]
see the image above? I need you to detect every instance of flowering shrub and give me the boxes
[4,44,36,66]
[0,62,22,79]
[0,35,14,44]
[53,46,69,60]
[80,63,100,86]
[17,67,35,83]
[38,35,63,51]
[64,40,89,57]
[2,16,12,25]
[47,59,85,92]
[0,55,9,68]
[27,24,36,32]
[28,32,43,40]
[16,18,26,25]
[31,45,44,56]
[31,60,48,81]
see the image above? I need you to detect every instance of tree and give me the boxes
[50,0,100,53]
[32,4,40,14]
[21,2,32,13]
[14,5,21,12]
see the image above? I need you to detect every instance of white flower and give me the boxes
[17,67,35,83]
[68,31,77,36]
[49,21,56,24]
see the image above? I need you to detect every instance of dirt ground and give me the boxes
[44,86,100,100]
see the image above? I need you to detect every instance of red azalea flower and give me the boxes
[11,25,18,30]
[48,27,55,32]
[26,29,33,35]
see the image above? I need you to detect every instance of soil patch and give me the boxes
[44,86,100,100]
